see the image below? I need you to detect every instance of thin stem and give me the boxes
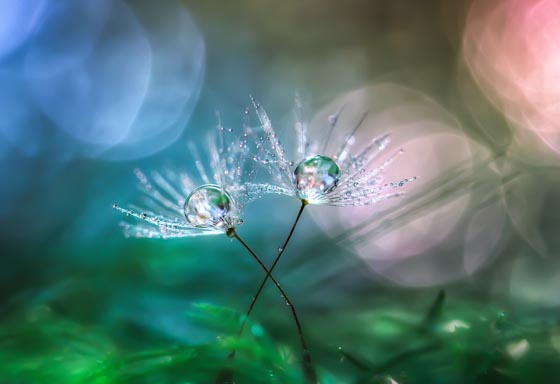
[216,200,318,383]
[231,228,310,354]
[236,200,307,340]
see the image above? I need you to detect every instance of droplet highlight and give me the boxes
[294,155,341,203]
[184,184,232,228]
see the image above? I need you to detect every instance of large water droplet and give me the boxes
[184,184,232,228]
[294,155,341,202]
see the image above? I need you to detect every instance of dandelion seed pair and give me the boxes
[113,113,318,381]
[114,96,415,382]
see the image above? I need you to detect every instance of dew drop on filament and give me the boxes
[294,155,341,203]
[183,184,232,228]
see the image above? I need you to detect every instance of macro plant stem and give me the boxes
[221,201,316,382]
[235,200,307,340]
[230,228,308,347]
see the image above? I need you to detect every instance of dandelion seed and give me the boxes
[113,122,256,239]
[113,114,316,379]
[234,96,416,374]
[249,96,415,206]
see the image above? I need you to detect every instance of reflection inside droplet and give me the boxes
[184,184,232,228]
[294,155,341,203]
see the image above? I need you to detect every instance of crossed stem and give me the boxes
[235,200,307,339]
[223,201,314,382]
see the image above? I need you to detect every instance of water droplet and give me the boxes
[112,203,118,208]
[278,247,283,253]
[183,184,232,228]
[140,212,147,219]
[294,155,341,203]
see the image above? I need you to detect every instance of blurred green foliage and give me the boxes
[2,291,560,383]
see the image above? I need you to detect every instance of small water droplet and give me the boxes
[112,203,118,208]
[294,155,341,203]
[184,184,232,229]
[278,247,283,253]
